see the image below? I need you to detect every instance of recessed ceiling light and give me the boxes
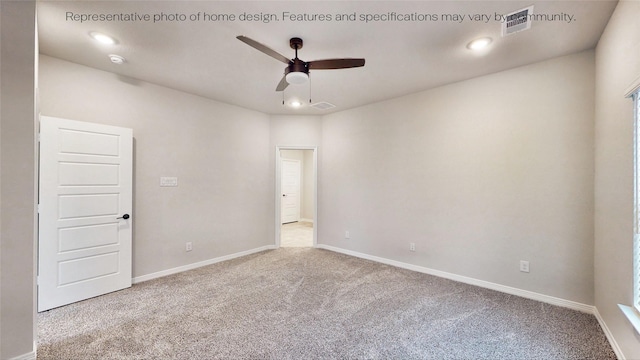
[109,54,126,65]
[90,31,116,45]
[289,100,302,108]
[467,37,492,51]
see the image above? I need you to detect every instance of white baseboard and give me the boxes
[9,353,36,360]
[597,307,627,359]
[132,245,277,284]
[317,244,595,314]
[9,345,36,360]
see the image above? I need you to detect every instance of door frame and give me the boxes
[275,146,318,248]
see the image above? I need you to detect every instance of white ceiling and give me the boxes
[37,1,617,115]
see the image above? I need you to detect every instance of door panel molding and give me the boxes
[281,158,301,224]
[38,116,133,311]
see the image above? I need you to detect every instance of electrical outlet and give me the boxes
[520,260,529,273]
[160,177,178,187]
[345,231,350,239]
[410,243,416,251]
[186,242,193,252]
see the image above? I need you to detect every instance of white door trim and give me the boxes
[275,146,317,248]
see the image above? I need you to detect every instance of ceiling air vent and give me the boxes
[311,102,336,110]
[502,6,534,37]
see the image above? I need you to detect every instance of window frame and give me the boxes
[634,90,640,312]
[620,84,640,335]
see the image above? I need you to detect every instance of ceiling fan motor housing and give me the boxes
[287,58,309,75]
[287,37,309,81]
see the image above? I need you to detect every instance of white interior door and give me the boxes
[281,158,301,224]
[38,116,133,312]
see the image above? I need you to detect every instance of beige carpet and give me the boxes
[280,221,313,247]
[38,248,616,359]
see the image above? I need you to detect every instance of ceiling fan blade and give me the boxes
[237,35,291,64]
[276,75,289,92]
[308,58,365,70]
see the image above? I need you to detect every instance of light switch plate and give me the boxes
[160,177,178,187]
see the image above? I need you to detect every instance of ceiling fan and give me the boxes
[237,35,365,92]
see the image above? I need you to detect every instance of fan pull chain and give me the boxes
[309,74,312,104]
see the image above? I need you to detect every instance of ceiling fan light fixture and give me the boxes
[285,71,309,85]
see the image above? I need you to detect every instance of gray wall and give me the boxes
[594,1,640,358]
[0,1,37,358]
[269,115,322,147]
[320,50,596,305]
[39,55,272,278]
[269,115,322,241]
[303,150,314,221]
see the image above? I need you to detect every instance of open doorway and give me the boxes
[275,147,317,248]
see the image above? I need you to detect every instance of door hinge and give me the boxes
[37,204,41,213]
[37,133,41,142]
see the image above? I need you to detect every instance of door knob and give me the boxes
[117,214,130,220]
[282,194,286,197]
